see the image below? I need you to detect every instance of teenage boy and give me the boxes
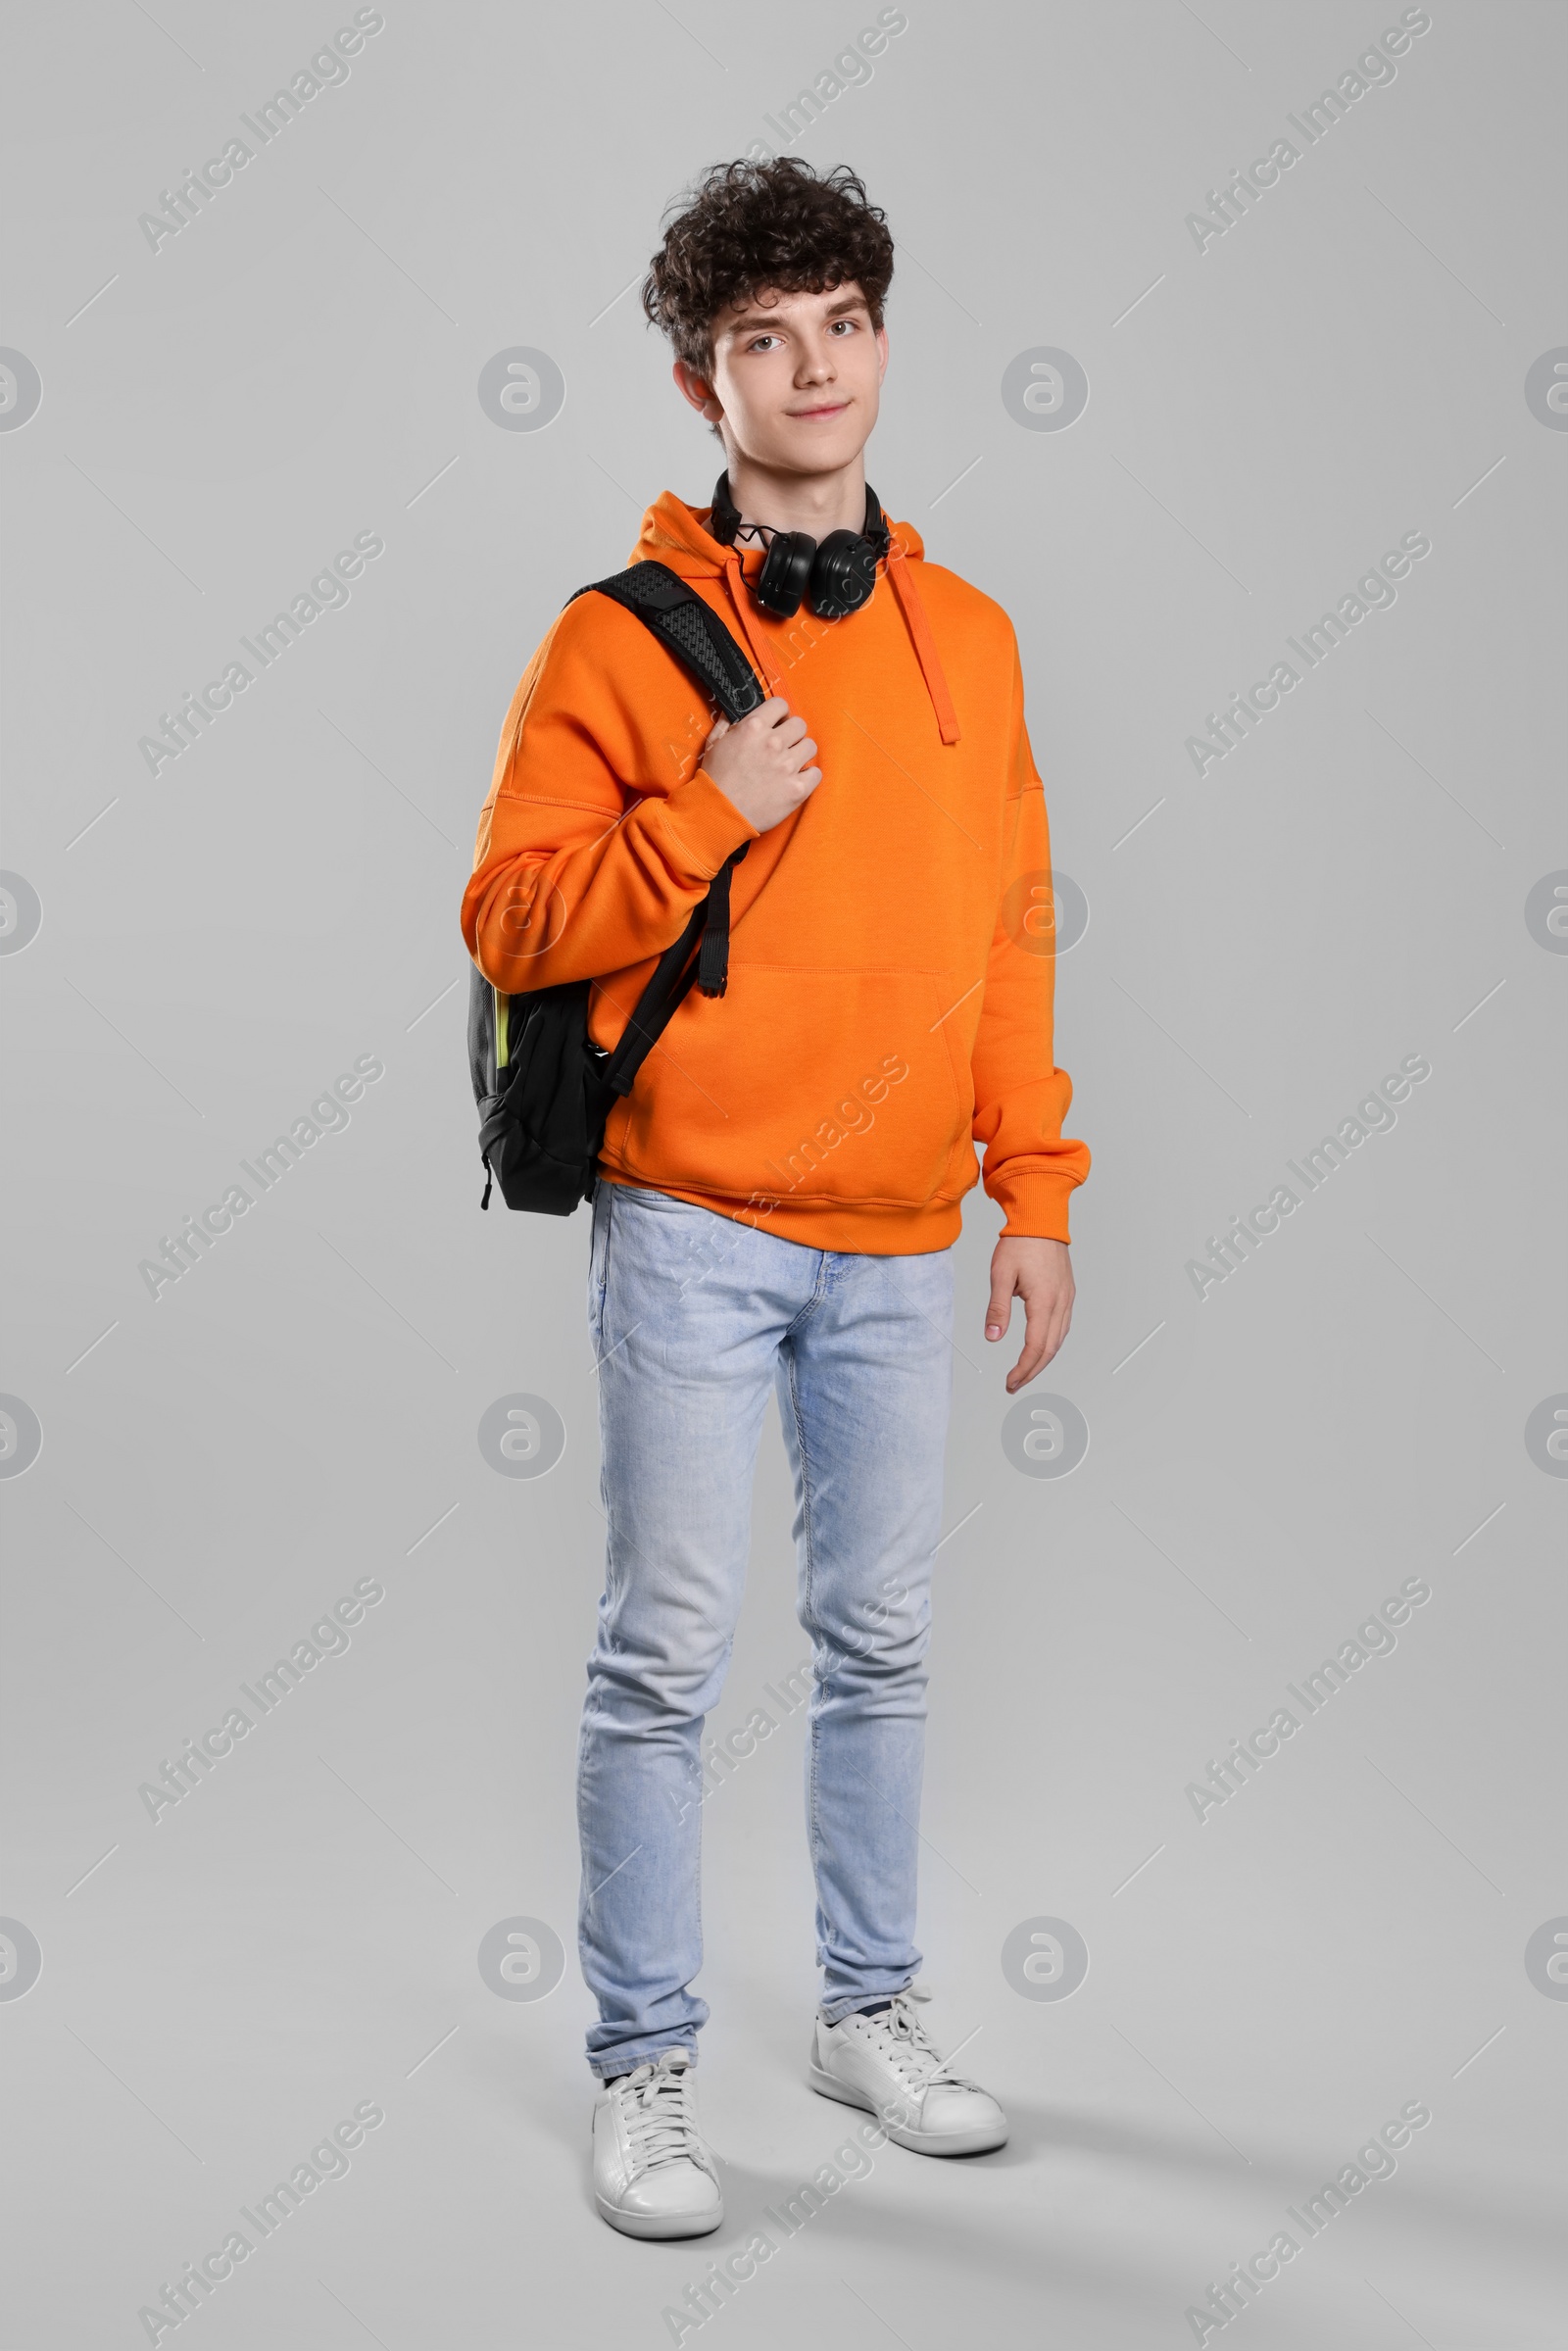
[462,158,1088,2240]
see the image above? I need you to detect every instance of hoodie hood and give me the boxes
[629,492,960,745]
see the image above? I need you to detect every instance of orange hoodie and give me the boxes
[462,493,1089,1254]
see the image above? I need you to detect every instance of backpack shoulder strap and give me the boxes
[554,560,761,1104]
[566,561,766,724]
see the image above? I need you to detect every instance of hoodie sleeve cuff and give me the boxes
[989,1168,1079,1246]
[657,768,760,879]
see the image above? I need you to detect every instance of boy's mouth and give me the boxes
[789,399,850,419]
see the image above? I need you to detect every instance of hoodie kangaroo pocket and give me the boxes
[606,964,969,1211]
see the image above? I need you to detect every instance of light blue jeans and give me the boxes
[578,1180,956,2079]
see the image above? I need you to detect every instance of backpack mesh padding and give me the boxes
[658,603,728,691]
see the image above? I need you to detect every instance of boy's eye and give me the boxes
[743,318,863,352]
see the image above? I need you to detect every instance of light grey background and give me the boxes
[2,2,1563,2344]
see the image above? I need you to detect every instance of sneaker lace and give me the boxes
[612,2056,714,2181]
[857,1983,981,2092]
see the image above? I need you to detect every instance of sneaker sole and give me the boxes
[807,2059,1009,2156]
[594,2190,725,2240]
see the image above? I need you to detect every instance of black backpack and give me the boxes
[467,562,766,1213]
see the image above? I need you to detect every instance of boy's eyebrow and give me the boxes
[722,291,870,335]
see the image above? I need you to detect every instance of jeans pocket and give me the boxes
[613,1183,704,1214]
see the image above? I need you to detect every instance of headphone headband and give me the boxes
[709,471,887,553]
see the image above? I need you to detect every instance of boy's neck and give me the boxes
[721,452,869,545]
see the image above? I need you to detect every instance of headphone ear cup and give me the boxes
[755,530,816,618]
[809,529,880,620]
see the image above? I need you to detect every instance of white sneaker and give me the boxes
[592,2049,724,2238]
[809,1983,1008,2156]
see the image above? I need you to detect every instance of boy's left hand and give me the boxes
[985,1238,1074,1393]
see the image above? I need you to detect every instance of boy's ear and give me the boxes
[673,359,723,423]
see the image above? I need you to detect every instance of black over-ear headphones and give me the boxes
[709,471,891,622]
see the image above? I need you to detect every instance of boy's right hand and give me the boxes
[699,700,821,835]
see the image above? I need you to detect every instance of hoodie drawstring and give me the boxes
[719,553,785,696]
[887,542,961,745]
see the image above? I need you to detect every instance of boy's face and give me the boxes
[674,281,887,477]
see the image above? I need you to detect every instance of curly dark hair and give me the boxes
[642,157,895,380]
